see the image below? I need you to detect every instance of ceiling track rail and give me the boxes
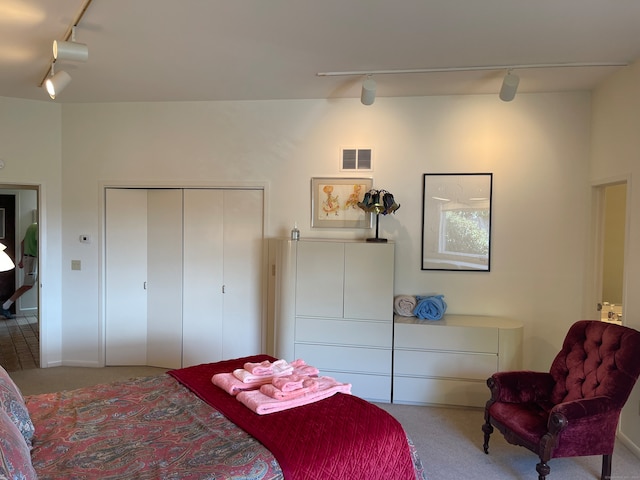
[38,0,94,87]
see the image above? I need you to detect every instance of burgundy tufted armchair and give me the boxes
[482,320,640,480]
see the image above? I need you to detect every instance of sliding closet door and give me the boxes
[182,189,224,367]
[146,189,183,368]
[182,188,264,366]
[222,189,264,359]
[105,189,148,365]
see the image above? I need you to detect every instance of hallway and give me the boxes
[0,314,39,371]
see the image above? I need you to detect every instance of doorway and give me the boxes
[593,181,627,324]
[0,186,39,371]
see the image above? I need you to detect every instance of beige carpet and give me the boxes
[9,366,640,480]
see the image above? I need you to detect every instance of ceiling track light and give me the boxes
[361,75,377,105]
[499,70,519,102]
[53,26,88,62]
[45,62,71,100]
[318,61,628,104]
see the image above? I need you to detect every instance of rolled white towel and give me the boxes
[394,295,417,317]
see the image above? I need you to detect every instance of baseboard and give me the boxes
[59,360,102,368]
[42,360,62,368]
[617,430,640,459]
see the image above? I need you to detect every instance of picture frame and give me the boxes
[421,173,493,271]
[311,177,373,228]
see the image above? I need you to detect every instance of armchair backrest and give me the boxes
[549,320,640,406]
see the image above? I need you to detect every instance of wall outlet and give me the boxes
[71,260,81,271]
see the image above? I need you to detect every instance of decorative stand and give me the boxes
[368,213,387,242]
[357,189,400,243]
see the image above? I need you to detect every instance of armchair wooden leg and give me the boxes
[601,454,612,480]
[482,421,493,454]
[536,460,550,480]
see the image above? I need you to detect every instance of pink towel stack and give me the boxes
[260,376,319,400]
[212,358,322,397]
[232,359,293,383]
[238,376,352,415]
[212,358,293,396]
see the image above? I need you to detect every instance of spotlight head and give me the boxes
[361,77,376,105]
[45,70,72,99]
[499,71,519,102]
[53,39,88,62]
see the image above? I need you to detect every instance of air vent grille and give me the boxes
[340,148,372,171]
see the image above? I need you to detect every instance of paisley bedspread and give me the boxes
[25,374,284,480]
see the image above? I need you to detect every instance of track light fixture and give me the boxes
[499,70,519,102]
[45,62,71,100]
[361,76,377,105]
[53,26,88,62]
[318,61,627,104]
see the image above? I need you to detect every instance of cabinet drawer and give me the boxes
[394,323,498,353]
[393,376,490,407]
[295,343,392,375]
[295,317,392,348]
[394,349,497,380]
[324,370,391,403]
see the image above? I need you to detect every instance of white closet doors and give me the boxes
[105,187,264,368]
[182,188,264,366]
[146,189,183,368]
[181,189,224,367]
[105,189,148,365]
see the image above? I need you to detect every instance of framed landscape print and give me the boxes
[422,173,492,271]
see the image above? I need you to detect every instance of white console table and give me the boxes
[393,314,523,407]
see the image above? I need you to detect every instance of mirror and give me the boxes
[421,173,492,271]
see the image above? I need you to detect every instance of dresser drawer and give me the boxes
[295,317,392,348]
[393,376,490,407]
[394,323,498,353]
[295,343,392,375]
[394,349,497,380]
[325,370,391,403]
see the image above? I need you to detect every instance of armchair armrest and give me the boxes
[488,371,555,403]
[550,395,616,425]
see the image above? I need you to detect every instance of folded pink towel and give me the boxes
[260,378,319,400]
[212,372,269,396]
[272,374,306,393]
[236,376,352,415]
[233,360,293,384]
[244,359,287,375]
[290,359,320,377]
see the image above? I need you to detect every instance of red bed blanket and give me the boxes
[169,355,418,480]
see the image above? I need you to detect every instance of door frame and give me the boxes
[588,174,631,323]
[99,180,269,367]
[0,183,42,366]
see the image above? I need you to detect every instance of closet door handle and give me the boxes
[222,285,226,294]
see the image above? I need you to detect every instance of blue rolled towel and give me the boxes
[413,295,447,320]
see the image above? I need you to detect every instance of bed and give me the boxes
[1,355,426,479]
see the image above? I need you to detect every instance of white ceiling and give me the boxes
[1,0,639,104]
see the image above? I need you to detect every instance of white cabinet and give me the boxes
[106,188,264,369]
[393,315,523,407]
[270,239,394,402]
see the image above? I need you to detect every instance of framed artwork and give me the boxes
[421,173,493,271]
[311,177,373,228]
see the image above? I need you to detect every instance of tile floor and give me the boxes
[0,314,39,371]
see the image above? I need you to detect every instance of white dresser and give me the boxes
[270,239,394,402]
[393,314,523,407]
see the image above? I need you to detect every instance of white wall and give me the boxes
[591,60,640,453]
[60,93,591,371]
[0,96,63,368]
